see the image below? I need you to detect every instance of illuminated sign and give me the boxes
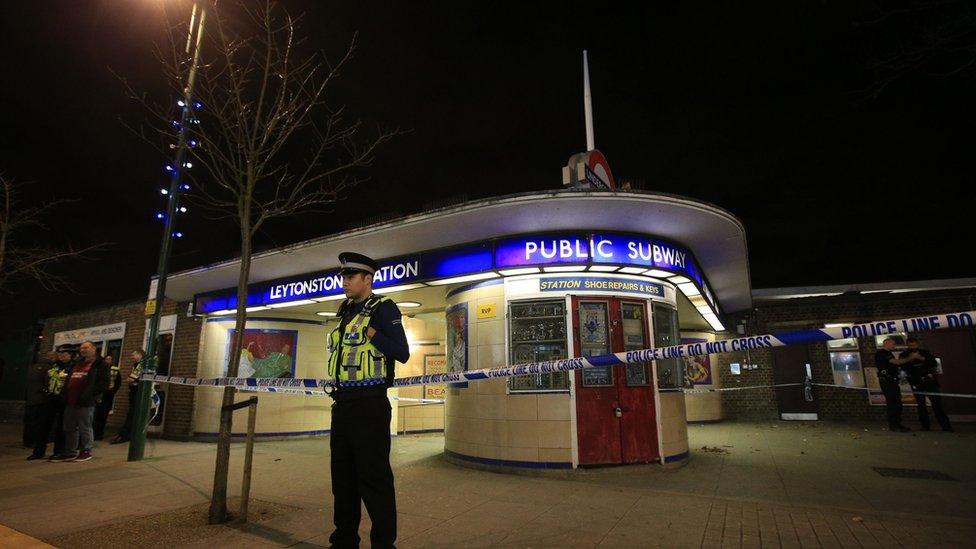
[495,234,590,267]
[539,277,665,297]
[496,233,703,287]
[194,231,719,317]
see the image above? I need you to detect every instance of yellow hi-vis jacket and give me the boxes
[328,295,390,384]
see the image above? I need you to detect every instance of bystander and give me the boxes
[49,341,108,462]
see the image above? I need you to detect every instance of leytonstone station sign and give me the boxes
[193,231,722,321]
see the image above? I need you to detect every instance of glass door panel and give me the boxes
[620,302,649,386]
[579,301,613,387]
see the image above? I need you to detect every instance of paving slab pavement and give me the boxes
[1,420,974,547]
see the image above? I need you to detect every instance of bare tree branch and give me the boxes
[857,0,976,100]
[0,175,112,294]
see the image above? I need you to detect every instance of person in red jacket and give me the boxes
[50,341,109,462]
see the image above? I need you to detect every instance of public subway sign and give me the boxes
[194,232,717,314]
[495,233,705,291]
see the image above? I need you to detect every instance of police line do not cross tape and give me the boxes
[143,310,976,394]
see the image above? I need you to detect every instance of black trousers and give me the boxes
[93,389,118,440]
[913,379,952,430]
[329,395,396,549]
[879,377,904,429]
[116,384,139,439]
[31,400,65,457]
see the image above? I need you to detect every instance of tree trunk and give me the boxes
[208,223,252,524]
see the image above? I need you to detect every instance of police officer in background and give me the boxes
[327,252,409,548]
[900,337,953,432]
[875,337,922,432]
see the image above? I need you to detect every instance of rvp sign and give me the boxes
[477,303,497,319]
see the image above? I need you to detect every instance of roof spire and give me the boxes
[583,50,595,151]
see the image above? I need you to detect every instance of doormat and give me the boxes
[872,467,957,481]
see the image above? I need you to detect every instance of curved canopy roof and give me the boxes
[166,190,753,313]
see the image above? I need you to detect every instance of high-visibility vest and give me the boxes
[327,295,390,384]
[128,359,144,384]
[46,366,67,395]
[108,363,121,391]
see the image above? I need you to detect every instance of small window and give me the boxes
[829,351,865,387]
[826,338,858,350]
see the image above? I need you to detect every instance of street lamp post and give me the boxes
[128,2,206,462]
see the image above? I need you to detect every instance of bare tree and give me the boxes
[0,175,109,297]
[121,0,399,523]
[858,0,976,99]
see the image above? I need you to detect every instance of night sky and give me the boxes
[0,1,972,324]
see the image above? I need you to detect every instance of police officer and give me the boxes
[875,337,922,432]
[38,348,73,460]
[25,351,58,459]
[900,337,953,432]
[327,252,409,548]
[93,355,122,440]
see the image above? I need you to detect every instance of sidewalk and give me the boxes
[0,420,973,547]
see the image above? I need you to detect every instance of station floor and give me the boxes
[0,420,973,548]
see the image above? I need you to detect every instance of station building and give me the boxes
[33,191,976,469]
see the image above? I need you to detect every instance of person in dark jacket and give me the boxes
[50,341,109,462]
[327,252,410,549]
[900,337,953,432]
[875,337,922,432]
[25,351,58,460]
[93,355,122,440]
[111,349,146,445]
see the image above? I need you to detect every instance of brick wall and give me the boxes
[42,299,202,440]
[719,289,976,421]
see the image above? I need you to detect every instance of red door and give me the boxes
[573,297,659,465]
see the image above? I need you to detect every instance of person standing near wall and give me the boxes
[111,349,145,445]
[25,351,58,460]
[327,252,410,549]
[50,341,108,462]
[901,337,953,432]
[39,349,74,460]
[93,355,121,440]
[875,337,922,432]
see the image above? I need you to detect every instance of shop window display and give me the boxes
[653,305,683,389]
[508,299,570,392]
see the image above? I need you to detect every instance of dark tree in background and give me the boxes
[860,0,976,98]
[0,174,109,300]
[121,0,398,524]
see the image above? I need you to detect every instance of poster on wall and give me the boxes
[445,303,468,388]
[681,337,712,385]
[224,328,298,378]
[864,366,917,407]
[424,354,447,400]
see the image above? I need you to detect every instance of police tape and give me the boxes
[230,380,975,399]
[141,310,976,394]
[235,385,446,403]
